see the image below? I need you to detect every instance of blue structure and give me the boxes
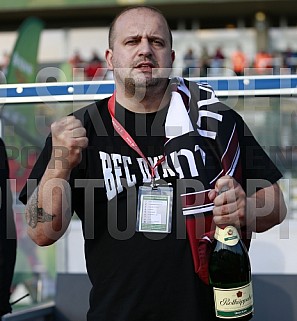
[0,76,297,104]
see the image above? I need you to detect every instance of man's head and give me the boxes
[105,6,175,97]
[108,6,173,50]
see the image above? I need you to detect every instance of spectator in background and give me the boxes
[253,50,273,74]
[0,138,16,319]
[69,50,84,68]
[200,46,210,77]
[85,50,104,80]
[69,50,85,80]
[210,46,225,76]
[283,47,297,74]
[182,48,198,77]
[231,45,247,76]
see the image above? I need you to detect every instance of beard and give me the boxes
[113,68,160,99]
[113,66,170,99]
[125,74,160,89]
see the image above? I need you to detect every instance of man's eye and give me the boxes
[152,39,164,46]
[126,39,137,45]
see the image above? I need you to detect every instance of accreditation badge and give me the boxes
[136,185,173,233]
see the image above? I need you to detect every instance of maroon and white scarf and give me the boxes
[164,77,250,284]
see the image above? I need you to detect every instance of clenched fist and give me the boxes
[50,116,88,171]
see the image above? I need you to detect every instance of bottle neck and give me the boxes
[214,225,240,246]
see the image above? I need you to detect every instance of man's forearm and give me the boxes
[26,168,72,246]
[246,183,287,233]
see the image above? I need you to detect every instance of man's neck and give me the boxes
[115,83,171,114]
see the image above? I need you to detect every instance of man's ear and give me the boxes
[105,49,114,70]
[171,50,176,64]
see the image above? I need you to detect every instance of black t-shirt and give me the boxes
[19,91,282,321]
[0,139,16,317]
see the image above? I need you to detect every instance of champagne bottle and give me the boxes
[209,224,254,320]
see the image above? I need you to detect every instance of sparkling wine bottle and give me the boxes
[209,225,254,320]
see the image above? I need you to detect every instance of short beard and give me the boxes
[123,76,161,99]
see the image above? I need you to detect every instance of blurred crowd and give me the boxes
[68,50,106,80]
[68,46,297,80]
[51,46,297,79]
[1,46,297,81]
[182,46,297,77]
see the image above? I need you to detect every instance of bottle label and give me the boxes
[213,282,254,319]
[214,225,239,246]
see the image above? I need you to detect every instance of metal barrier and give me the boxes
[0,76,297,104]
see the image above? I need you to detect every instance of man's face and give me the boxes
[105,8,175,93]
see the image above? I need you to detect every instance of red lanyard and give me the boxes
[107,92,165,180]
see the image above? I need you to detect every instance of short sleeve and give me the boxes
[236,114,283,195]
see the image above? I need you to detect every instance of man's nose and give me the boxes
[138,39,152,56]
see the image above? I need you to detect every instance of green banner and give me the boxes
[3,17,45,193]
[1,16,57,302]
[6,17,44,84]
[4,16,44,148]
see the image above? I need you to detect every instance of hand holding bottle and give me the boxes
[208,177,254,320]
[208,175,247,228]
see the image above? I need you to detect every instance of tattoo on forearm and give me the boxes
[27,186,56,229]
[37,207,56,223]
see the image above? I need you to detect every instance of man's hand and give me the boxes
[50,116,88,171]
[208,175,246,228]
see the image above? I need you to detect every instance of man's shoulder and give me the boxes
[72,97,110,136]
[185,78,244,123]
[186,78,213,91]
[73,96,109,120]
